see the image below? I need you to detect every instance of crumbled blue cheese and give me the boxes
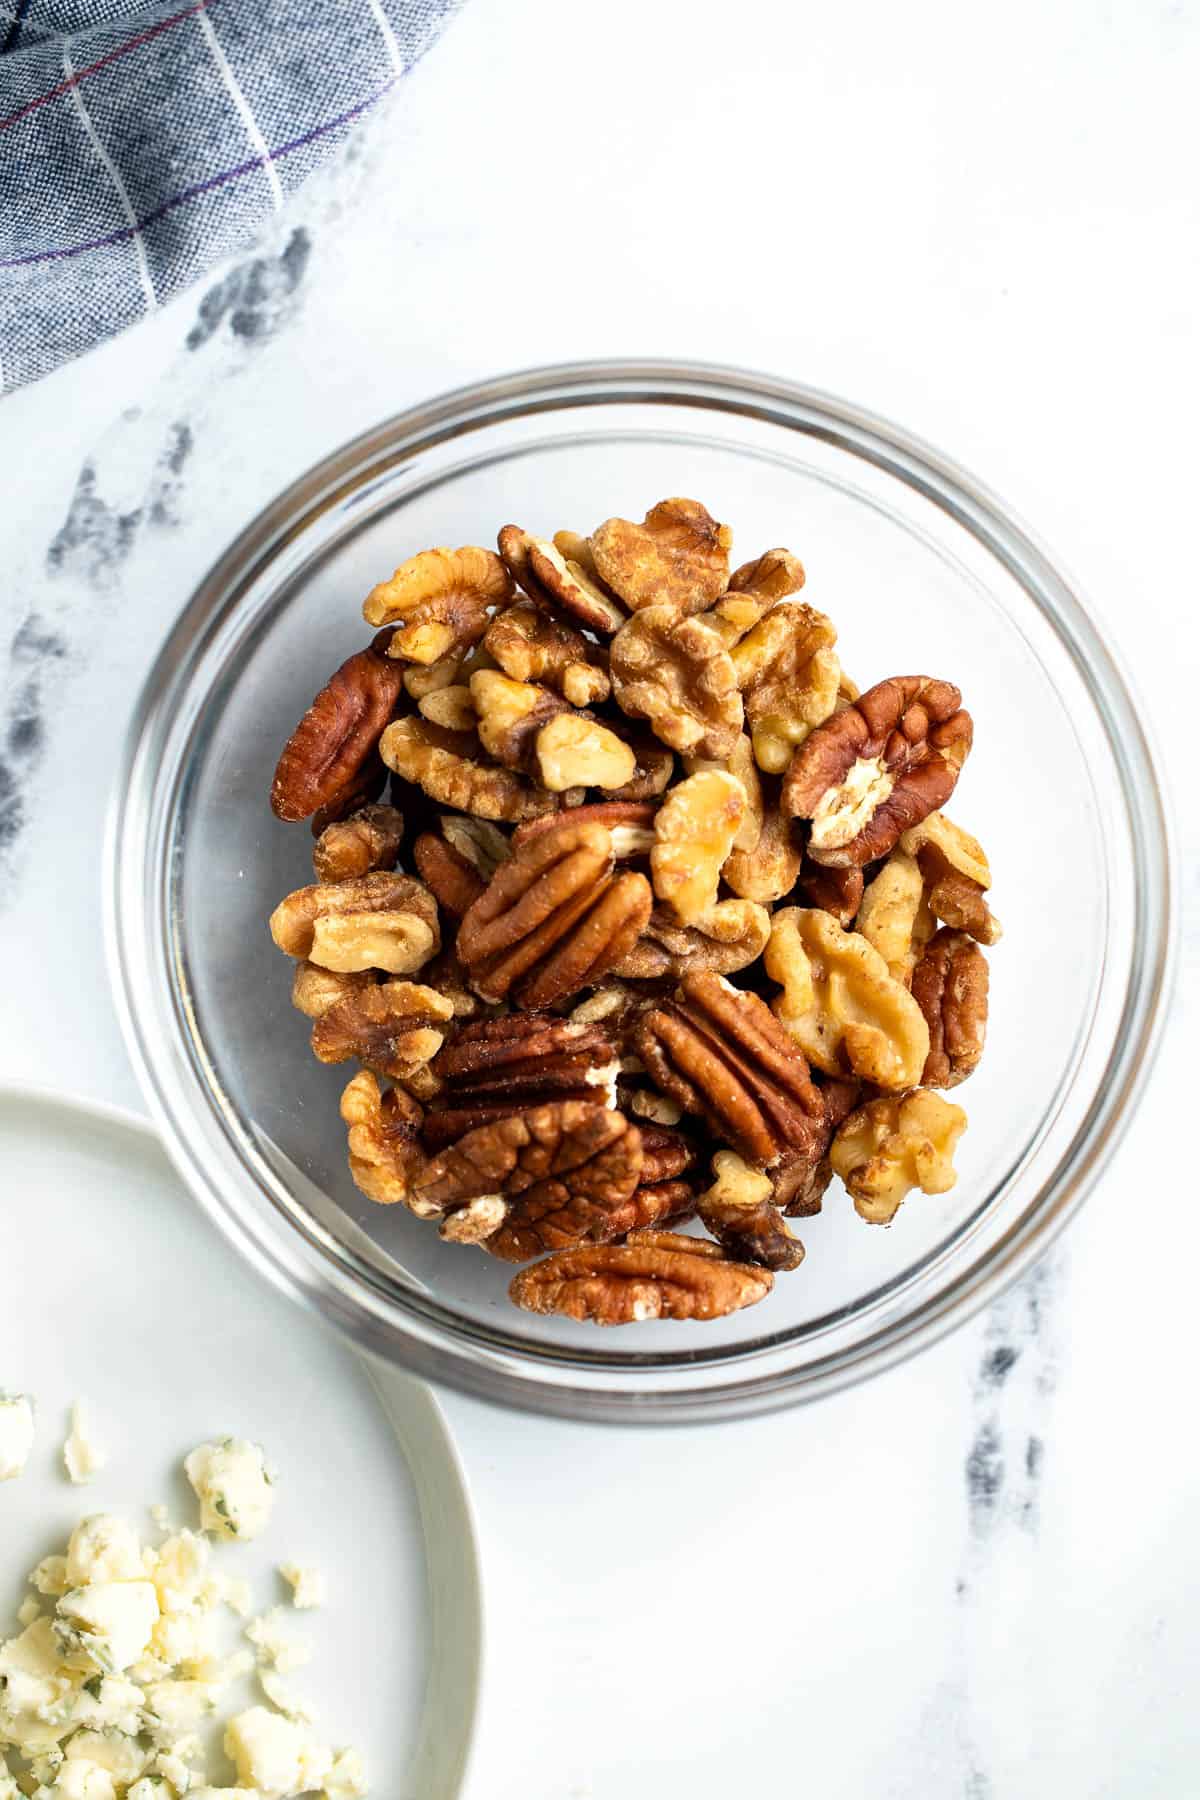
[0,1393,34,1482]
[55,1580,161,1674]
[323,1748,369,1800]
[257,1670,314,1724]
[63,1401,107,1486]
[277,1566,325,1612]
[184,1442,275,1542]
[244,1612,310,1674]
[224,1707,332,1797]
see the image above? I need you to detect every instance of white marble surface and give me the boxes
[2,0,1198,1792]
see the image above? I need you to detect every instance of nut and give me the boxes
[726,547,806,606]
[513,800,657,858]
[414,1100,644,1263]
[402,649,467,701]
[363,546,512,665]
[498,526,627,635]
[380,715,556,822]
[269,872,441,975]
[782,676,973,866]
[418,684,477,733]
[309,752,388,837]
[683,734,763,854]
[620,1179,698,1233]
[589,498,733,616]
[535,713,637,793]
[634,969,830,1168]
[312,803,405,883]
[795,858,864,929]
[508,1229,773,1325]
[440,814,510,877]
[729,602,840,774]
[604,737,675,801]
[900,809,991,888]
[697,1150,805,1272]
[431,1013,621,1120]
[311,980,454,1080]
[920,859,1002,946]
[854,849,925,984]
[470,669,570,770]
[910,927,989,1088]
[723,791,804,904]
[612,904,771,981]
[271,633,404,823]
[413,832,487,917]
[439,1195,508,1245]
[485,600,610,704]
[339,1070,431,1212]
[775,1077,862,1216]
[636,1122,700,1184]
[650,771,745,924]
[610,605,742,757]
[456,817,653,1007]
[628,1087,683,1126]
[764,907,930,1090]
[830,1089,967,1224]
[291,963,376,1019]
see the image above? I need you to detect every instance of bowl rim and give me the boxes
[104,357,1178,1424]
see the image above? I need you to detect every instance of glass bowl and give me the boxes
[105,361,1175,1423]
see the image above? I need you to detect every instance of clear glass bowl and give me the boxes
[105,361,1175,1423]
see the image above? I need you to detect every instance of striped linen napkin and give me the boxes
[0,0,463,394]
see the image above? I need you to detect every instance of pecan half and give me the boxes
[311,980,454,1080]
[363,545,512,665]
[775,1077,862,1216]
[636,1123,700,1184]
[830,1088,967,1224]
[457,818,652,1007]
[414,1100,644,1263]
[340,1070,431,1213]
[498,526,627,635]
[782,676,972,866]
[380,715,556,822]
[309,752,388,836]
[910,927,989,1088]
[312,803,405,883]
[512,800,657,857]
[271,633,404,823]
[508,1229,773,1325]
[413,832,487,917]
[610,605,743,758]
[590,498,733,616]
[620,1179,698,1233]
[696,1150,805,1272]
[429,1014,621,1124]
[269,872,440,975]
[634,970,829,1169]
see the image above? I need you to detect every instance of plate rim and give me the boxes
[0,1080,485,1800]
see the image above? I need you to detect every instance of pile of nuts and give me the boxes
[267,497,1000,1327]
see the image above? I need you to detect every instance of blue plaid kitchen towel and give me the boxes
[0,0,463,393]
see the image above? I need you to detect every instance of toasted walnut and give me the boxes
[402,650,466,701]
[271,633,404,823]
[418,684,477,733]
[921,859,1002,946]
[613,904,771,980]
[362,546,511,666]
[634,970,830,1170]
[590,498,733,616]
[628,1086,684,1126]
[441,814,510,877]
[535,713,637,793]
[311,980,454,1080]
[270,872,441,975]
[795,859,864,929]
[414,1100,644,1263]
[855,850,925,984]
[830,1089,967,1224]
[900,810,991,889]
[513,800,657,858]
[413,832,487,917]
[683,734,763,854]
[727,547,806,606]
[469,669,568,770]
[697,1151,804,1272]
[604,737,675,801]
[340,1070,431,1212]
[291,963,377,1019]
[509,1229,772,1325]
[730,602,840,774]
[764,907,930,1090]
[910,928,989,1088]
[498,526,627,635]
[651,771,745,925]
[312,803,405,883]
[380,716,556,822]
[723,790,803,904]
[485,600,610,705]
[610,605,742,758]
[782,676,973,866]
[457,817,653,1007]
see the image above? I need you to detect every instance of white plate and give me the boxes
[0,1085,482,1798]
